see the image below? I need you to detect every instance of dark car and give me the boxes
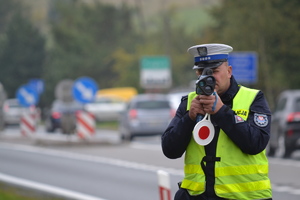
[268,90,300,158]
[119,93,175,141]
[45,99,84,134]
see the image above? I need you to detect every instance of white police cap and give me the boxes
[187,43,233,69]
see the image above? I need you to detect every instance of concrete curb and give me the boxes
[0,129,121,146]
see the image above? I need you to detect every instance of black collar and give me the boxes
[220,76,239,104]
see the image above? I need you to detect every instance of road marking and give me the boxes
[272,184,300,196]
[0,142,183,176]
[269,157,300,168]
[0,172,107,200]
[2,142,300,196]
[130,141,161,151]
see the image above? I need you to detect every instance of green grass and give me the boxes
[96,121,119,130]
[0,182,65,200]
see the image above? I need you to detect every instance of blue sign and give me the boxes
[16,85,39,107]
[28,78,45,94]
[72,77,98,103]
[228,52,258,84]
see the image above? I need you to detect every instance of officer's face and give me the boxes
[196,62,232,96]
[212,62,232,95]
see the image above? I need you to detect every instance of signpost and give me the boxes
[228,52,258,84]
[16,84,39,136]
[140,56,172,89]
[72,76,98,140]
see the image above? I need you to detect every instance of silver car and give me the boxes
[2,98,34,126]
[268,90,300,158]
[84,95,126,122]
[119,93,175,141]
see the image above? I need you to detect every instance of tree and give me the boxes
[205,0,300,108]
[43,1,140,103]
[0,11,46,98]
[0,0,16,34]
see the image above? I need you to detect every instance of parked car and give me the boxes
[268,90,300,158]
[84,95,126,122]
[168,91,191,110]
[45,99,84,134]
[119,93,175,141]
[2,98,36,126]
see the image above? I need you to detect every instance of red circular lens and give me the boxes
[198,126,209,140]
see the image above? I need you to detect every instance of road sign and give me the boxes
[28,78,45,94]
[55,79,74,102]
[76,111,95,139]
[16,85,39,107]
[228,52,258,84]
[157,170,171,200]
[140,56,172,89]
[20,112,36,136]
[72,77,98,104]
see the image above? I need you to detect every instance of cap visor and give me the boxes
[193,62,223,70]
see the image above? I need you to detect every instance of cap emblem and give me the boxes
[197,47,208,56]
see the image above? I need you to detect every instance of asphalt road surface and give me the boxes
[0,126,300,199]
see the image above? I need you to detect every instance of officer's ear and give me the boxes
[195,69,201,76]
[227,63,232,78]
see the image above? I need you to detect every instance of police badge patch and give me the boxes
[254,113,268,127]
[235,115,244,124]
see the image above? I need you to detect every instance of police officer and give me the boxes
[162,43,272,200]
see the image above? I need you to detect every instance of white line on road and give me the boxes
[1,142,300,196]
[0,172,107,200]
[0,142,183,176]
[272,184,300,196]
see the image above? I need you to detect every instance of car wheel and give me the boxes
[0,119,5,131]
[121,132,133,141]
[45,120,55,133]
[47,127,55,133]
[119,126,131,141]
[266,143,275,157]
[276,135,293,158]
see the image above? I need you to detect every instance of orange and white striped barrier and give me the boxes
[76,111,95,139]
[157,170,171,200]
[20,112,36,136]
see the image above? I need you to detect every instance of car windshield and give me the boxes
[94,97,123,104]
[295,98,300,112]
[52,101,82,111]
[135,101,170,109]
[6,100,21,107]
[8,103,21,108]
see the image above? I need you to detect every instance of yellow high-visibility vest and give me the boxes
[181,86,272,200]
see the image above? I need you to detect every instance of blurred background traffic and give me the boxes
[0,0,300,199]
[0,0,299,158]
[0,0,299,156]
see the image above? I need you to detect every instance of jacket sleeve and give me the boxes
[211,91,271,155]
[161,97,196,159]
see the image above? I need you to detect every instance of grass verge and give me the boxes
[0,182,65,200]
[96,121,119,130]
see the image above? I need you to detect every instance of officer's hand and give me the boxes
[199,93,223,114]
[189,95,205,121]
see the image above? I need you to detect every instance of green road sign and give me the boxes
[140,56,172,89]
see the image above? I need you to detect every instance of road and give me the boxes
[0,125,300,199]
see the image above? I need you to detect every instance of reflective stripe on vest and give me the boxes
[182,86,272,199]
